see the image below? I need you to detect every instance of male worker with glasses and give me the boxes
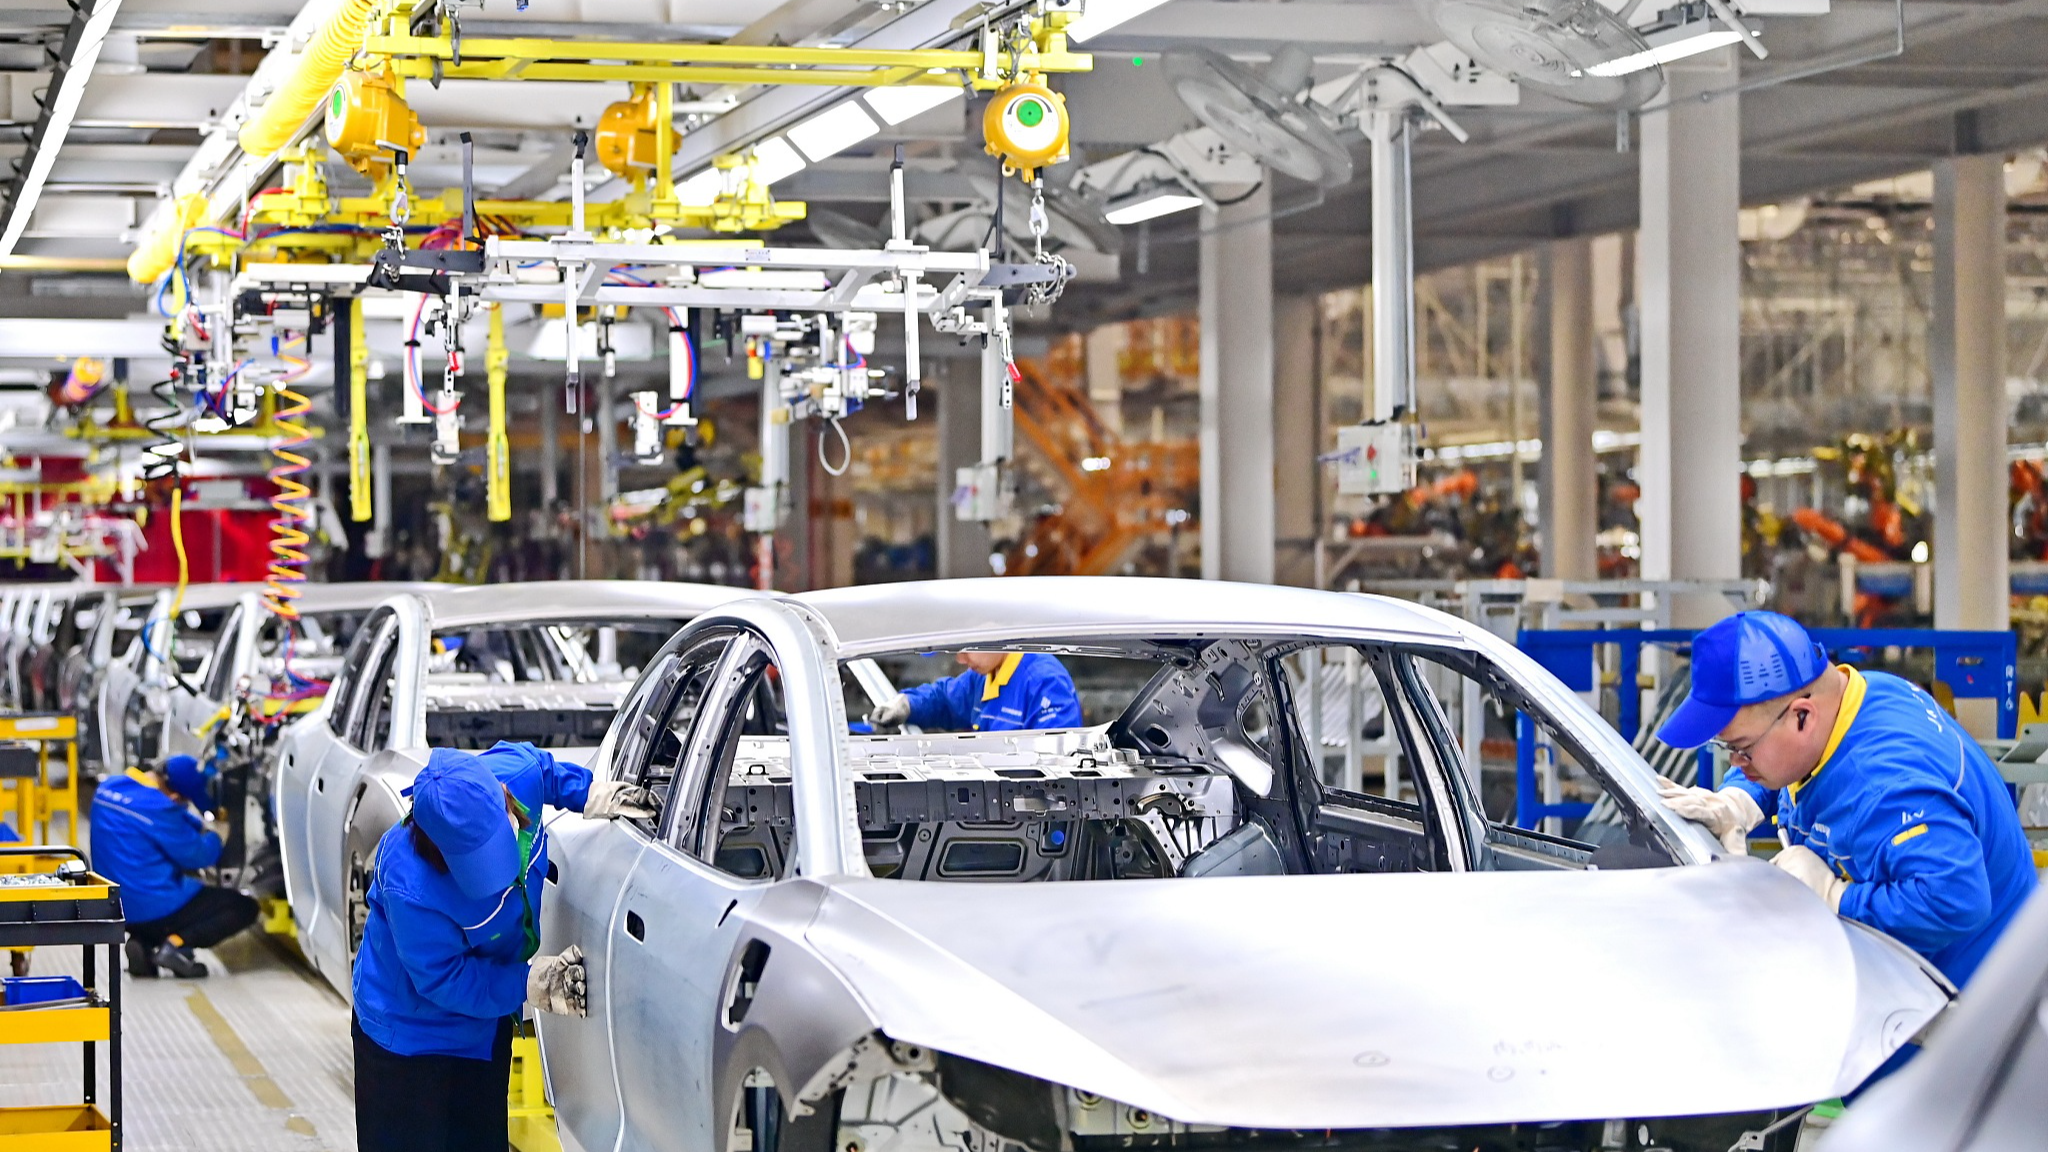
[1653,610,2036,993]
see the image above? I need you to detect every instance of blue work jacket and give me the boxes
[1726,669,2038,987]
[352,742,593,1060]
[902,653,1084,732]
[89,770,221,924]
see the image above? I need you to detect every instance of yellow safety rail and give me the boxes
[361,32,1090,88]
[486,304,512,522]
[0,716,81,853]
[348,297,373,522]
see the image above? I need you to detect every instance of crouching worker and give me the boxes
[90,753,257,978]
[351,741,655,1152]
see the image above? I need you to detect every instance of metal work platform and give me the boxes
[0,932,353,1151]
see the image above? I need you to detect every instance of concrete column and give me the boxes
[784,427,814,590]
[1540,237,1597,581]
[1274,294,1320,586]
[597,384,619,503]
[538,395,559,506]
[1637,52,1742,627]
[368,444,392,559]
[1932,152,2009,734]
[1084,323,1124,436]
[936,359,992,578]
[1198,183,1275,584]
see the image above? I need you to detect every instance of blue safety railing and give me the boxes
[1511,627,2019,829]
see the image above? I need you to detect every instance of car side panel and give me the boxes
[537,814,645,1152]
[613,843,763,1152]
[274,719,327,938]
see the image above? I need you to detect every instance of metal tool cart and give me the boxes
[0,845,122,1150]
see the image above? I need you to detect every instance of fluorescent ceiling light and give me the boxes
[749,137,807,186]
[0,0,126,258]
[865,85,962,126]
[788,102,881,162]
[699,268,831,291]
[1065,0,1174,43]
[1105,191,1204,225]
[1583,27,1749,77]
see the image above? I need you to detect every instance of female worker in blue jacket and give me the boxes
[868,651,1084,731]
[89,753,257,978]
[352,741,654,1152]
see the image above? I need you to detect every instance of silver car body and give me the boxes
[0,583,66,710]
[273,580,757,993]
[1820,885,2048,1152]
[528,577,1953,1152]
[94,583,263,772]
[161,582,438,764]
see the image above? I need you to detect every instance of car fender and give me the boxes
[712,880,879,1129]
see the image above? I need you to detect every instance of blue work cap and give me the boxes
[407,750,518,900]
[161,754,210,807]
[1657,611,1831,749]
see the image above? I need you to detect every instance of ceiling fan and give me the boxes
[1417,0,1666,110]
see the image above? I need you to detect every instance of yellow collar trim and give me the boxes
[1792,664,1865,800]
[981,652,1025,701]
[123,767,155,785]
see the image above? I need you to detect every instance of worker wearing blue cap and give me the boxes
[868,651,1084,732]
[351,741,655,1152]
[1655,611,2037,990]
[90,752,258,978]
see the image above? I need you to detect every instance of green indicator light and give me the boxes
[1132,56,1144,67]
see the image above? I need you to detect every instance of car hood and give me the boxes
[805,861,1949,1130]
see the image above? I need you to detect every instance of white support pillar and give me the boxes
[1932,152,2009,735]
[936,360,992,578]
[1541,237,1597,582]
[1637,52,1742,627]
[1199,183,1275,584]
[1274,294,1320,586]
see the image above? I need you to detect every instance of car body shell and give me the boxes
[524,578,1955,1152]
[94,583,264,772]
[272,580,757,992]
[160,582,439,765]
[1820,884,2048,1152]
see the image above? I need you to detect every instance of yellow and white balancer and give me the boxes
[982,80,1069,182]
[324,71,423,178]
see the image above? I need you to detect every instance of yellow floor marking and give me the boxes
[185,986,321,1138]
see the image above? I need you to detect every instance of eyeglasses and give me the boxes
[1709,696,1805,763]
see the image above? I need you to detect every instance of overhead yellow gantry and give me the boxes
[132,3,1090,282]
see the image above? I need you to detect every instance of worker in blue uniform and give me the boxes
[868,650,1084,732]
[1656,611,2037,993]
[90,752,257,978]
[351,741,654,1152]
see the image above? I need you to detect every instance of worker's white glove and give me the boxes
[582,780,658,821]
[526,945,587,1017]
[868,694,911,728]
[1654,777,1764,855]
[1772,845,1847,911]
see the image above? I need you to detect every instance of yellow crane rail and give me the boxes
[360,28,1089,88]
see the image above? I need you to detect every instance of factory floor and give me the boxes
[2,930,356,1150]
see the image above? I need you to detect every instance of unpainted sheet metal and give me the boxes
[804,862,1948,1130]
